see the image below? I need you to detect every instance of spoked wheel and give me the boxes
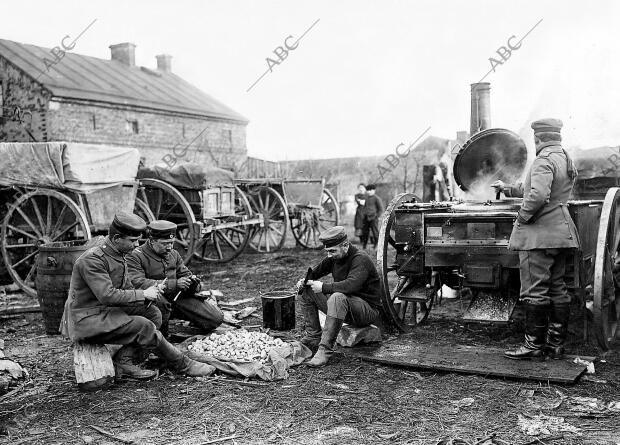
[138,179,196,264]
[133,198,156,223]
[290,188,341,249]
[593,187,620,350]
[247,186,288,253]
[377,193,437,332]
[1,189,91,297]
[193,186,252,263]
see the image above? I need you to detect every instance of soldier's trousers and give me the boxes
[85,305,162,348]
[361,217,379,247]
[158,293,224,332]
[519,248,572,306]
[298,289,379,325]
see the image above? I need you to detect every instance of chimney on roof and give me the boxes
[109,42,136,66]
[156,54,172,73]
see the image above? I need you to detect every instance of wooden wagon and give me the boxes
[234,178,340,253]
[0,142,149,297]
[135,164,264,264]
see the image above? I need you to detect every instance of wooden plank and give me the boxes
[352,336,591,384]
[0,303,40,316]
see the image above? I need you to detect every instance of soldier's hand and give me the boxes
[308,280,323,293]
[143,286,160,302]
[177,276,192,290]
[295,279,304,291]
[491,180,506,193]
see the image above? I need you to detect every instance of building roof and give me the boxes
[0,38,248,123]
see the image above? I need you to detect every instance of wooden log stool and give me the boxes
[336,324,382,347]
[73,342,115,391]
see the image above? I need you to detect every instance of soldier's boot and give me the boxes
[154,332,215,377]
[299,303,322,352]
[545,303,570,359]
[307,316,344,367]
[113,345,158,380]
[504,304,548,360]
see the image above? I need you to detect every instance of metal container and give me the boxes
[261,290,296,330]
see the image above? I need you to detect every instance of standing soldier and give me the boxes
[492,118,579,360]
[127,220,223,337]
[60,212,215,379]
[353,183,367,241]
[361,184,384,249]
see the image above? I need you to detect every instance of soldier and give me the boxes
[60,212,215,380]
[492,118,579,360]
[361,184,384,249]
[127,220,223,337]
[296,226,382,367]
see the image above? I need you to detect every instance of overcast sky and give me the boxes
[3,0,619,161]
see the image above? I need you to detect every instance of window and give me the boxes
[182,123,186,138]
[91,114,97,130]
[126,119,139,134]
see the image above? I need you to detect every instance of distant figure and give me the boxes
[361,184,384,249]
[353,183,367,240]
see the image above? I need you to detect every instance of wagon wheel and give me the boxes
[1,189,91,297]
[138,179,196,264]
[193,186,252,263]
[593,187,620,350]
[133,198,156,223]
[377,193,437,332]
[247,186,288,253]
[290,188,341,249]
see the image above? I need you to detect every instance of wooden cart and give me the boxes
[377,128,620,350]
[1,182,150,297]
[234,178,340,253]
[135,178,263,264]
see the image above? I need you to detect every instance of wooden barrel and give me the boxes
[261,290,296,330]
[35,240,90,335]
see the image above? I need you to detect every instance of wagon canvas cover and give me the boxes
[0,142,140,191]
[138,163,234,189]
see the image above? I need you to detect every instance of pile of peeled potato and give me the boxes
[188,330,286,362]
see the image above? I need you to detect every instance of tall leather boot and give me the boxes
[307,316,344,367]
[299,303,322,352]
[546,303,570,359]
[504,304,548,360]
[154,332,216,377]
[113,345,158,380]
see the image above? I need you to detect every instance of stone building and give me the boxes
[0,39,248,170]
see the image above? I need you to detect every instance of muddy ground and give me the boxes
[1,240,619,445]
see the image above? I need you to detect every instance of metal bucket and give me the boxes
[35,240,91,335]
[261,290,296,330]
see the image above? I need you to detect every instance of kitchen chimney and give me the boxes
[470,82,491,135]
[156,54,172,73]
[109,43,136,67]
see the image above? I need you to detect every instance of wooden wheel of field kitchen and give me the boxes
[247,186,288,253]
[377,193,439,332]
[1,189,91,297]
[593,187,620,350]
[192,186,252,263]
[137,179,197,264]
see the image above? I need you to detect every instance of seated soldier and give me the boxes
[296,226,382,367]
[60,212,214,379]
[127,220,224,337]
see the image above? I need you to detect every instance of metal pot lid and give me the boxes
[453,128,528,193]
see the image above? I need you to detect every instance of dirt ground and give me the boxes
[1,239,619,445]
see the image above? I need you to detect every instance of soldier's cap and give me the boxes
[366,184,377,191]
[319,226,348,248]
[531,118,563,134]
[148,220,177,240]
[111,212,146,238]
